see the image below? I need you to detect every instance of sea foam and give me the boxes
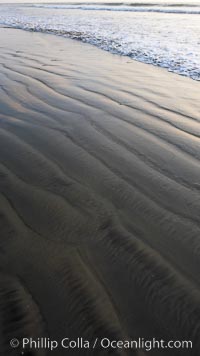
[0,2,199,80]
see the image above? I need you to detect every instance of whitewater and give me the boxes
[0,1,200,80]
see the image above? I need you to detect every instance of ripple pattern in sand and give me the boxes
[0,29,200,356]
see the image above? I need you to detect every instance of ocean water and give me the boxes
[0,1,200,80]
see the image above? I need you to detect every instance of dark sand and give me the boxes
[0,27,200,356]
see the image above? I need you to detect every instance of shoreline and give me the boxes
[0,24,199,83]
[0,27,200,355]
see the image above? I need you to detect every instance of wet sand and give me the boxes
[0,27,200,356]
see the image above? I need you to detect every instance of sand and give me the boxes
[0,27,200,356]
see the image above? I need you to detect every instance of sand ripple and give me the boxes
[0,28,200,355]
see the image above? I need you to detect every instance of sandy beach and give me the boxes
[0,27,200,355]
